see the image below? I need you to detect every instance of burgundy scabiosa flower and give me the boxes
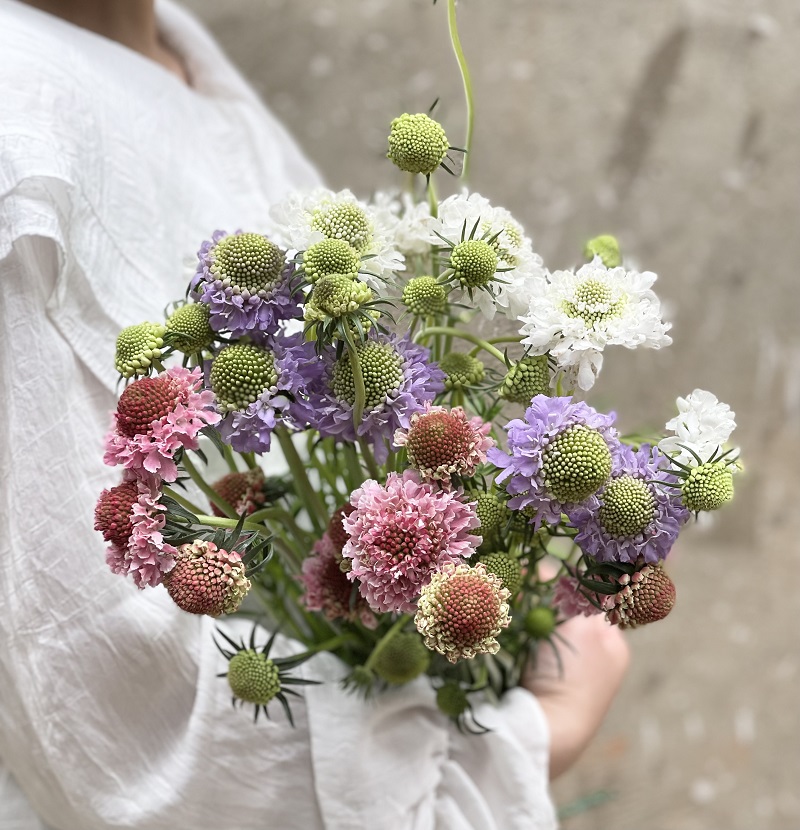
[488,395,619,528]
[190,230,301,337]
[103,367,220,482]
[210,468,269,517]
[414,562,511,663]
[567,444,689,564]
[164,539,251,617]
[552,575,602,619]
[309,332,444,464]
[342,471,480,613]
[603,562,676,629]
[94,474,177,588]
[394,404,494,483]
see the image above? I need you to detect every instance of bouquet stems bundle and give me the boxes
[94,1,740,730]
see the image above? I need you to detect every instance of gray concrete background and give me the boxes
[182,1,800,826]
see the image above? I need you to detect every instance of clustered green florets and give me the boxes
[562,279,626,327]
[542,425,612,503]
[387,112,449,176]
[305,275,372,322]
[500,355,550,404]
[598,475,656,537]
[474,492,509,534]
[115,321,166,378]
[165,303,215,354]
[311,202,372,253]
[479,552,523,596]
[584,234,622,268]
[439,352,485,390]
[449,239,499,289]
[372,632,431,685]
[227,650,281,705]
[211,233,285,294]
[330,342,403,409]
[402,275,447,317]
[210,344,278,412]
[302,238,362,283]
[681,462,735,512]
[485,220,523,266]
[524,606,557,639]
[436,682,470,718]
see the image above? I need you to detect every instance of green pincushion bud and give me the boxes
[387,113,449,176]
[304,275,372,322]
[681,462,734,512]
[331,341,404,409]
[525,606,557,639]
[439,352,485,391]
[311,202,372,253]
[474,492,509,535]
[500,355,550,405]
[598,475,657,537]
[584,234,622,268]
[402,276,447,317]
[436,682,470,718]
[479,552,523,596]
[542,425,612,503]
[210,343,278,412]
[227,650,281,705]
[115,322,166,378]
[449,239,498,289]
[302,238,362,283]
[165,303,214,354]
[212,233,286,294]
[372,632,431,685]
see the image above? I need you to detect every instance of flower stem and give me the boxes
[290,633,355,662]
[194,514,271,538]
[364,614,411,671]
[222,444,239,473]
[161,486,205,516]
[241,452,258,470]
[358,437,381,480]
[447,0,475,180]
[342,324,366,429]
[182,452,237,518]
[275,428,327,535]
[416,326,506,363]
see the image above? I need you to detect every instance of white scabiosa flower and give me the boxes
[371,190,433,257]
[518,259,672,391]
[429,192,545,320]
[269,188,404,288]
[659,389,737,465]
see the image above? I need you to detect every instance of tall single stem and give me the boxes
[275,428,327,535]
[342,325,366,429]
[447,0,475,180]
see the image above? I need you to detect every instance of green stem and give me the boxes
[427,177,439,219]
[447,0,475,180]
[162,486,204,516]
[342,325,366,429]
[291,633,355,662]
[222,444,239,474]
[416,326,506,363]
[182,453,237,518]
[358,437,381,480]
[241,452,258,470]
[194,514,271,538]
[365,615,411,670]
[275,428,327,534]
[343,443,364,492]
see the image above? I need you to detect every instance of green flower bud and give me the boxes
[311,202,372,253]
[210,343,277,412]
[681,462,735,512]
[449,239,498,289]
[387,112,449,176]
[436,682,470,718]
[302,238,362,283]
[479,552,523,596]
[227,650,281,705]
[584,234,622,268]
[439,352,485,390]
[331,341,404,409]
[304,274,372,322]
[212,233,286,293]
[524,606,557,639]
[115,321,166,378]
[165,303,214,354]
[542,425,612,503]
[402,275,447,317]
[474,492,509,535]
[372,632,431,685]
[500,355,550,405]
[598,475,656,537]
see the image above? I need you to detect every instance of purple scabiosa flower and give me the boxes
[309,332,444,464]
[211,332,322,454]
[567,444,689,564]
[190,230,301,338]
[488,395,619,528]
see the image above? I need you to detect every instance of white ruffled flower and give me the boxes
[518,259,672,391]
[659,389,737,466]
[372,190,432,257]
[428,192,545,320]
[269,188,404,288]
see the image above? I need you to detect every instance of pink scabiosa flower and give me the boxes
[298,533,377,628]
[415,562,511,663]
[211,468,269,517]
[103,367,220,482]
[164,539,251,617]
[342,471,481,613]
[552,575,602,619]
[394,404,494,483]
[94,474,177,588]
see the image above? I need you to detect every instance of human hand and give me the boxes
[522,611,630,780]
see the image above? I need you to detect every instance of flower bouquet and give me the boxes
[93,1,740,731]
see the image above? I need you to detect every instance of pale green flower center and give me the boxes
[211,233,285,294]
[210,344,278,412]
[311,202,372,253]
[331,342,403,409]
[598,475,656,537]
[542,425,612,503]
[562,278,626,326]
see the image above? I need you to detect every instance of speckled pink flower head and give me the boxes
[103,367,220,482]
[394,404,494,483]
[95,473,177,588]
[552,575,602,619]
[342,470,481,613]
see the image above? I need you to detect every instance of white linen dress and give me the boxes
[0,2,557,827]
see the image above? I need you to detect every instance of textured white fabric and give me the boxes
[0,2,557,828]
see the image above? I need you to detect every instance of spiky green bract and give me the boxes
[302,238,362,283]
[387,112,449,176]
[439,352,485,391]
[500,355,550,405]
[449,239,498,289]
[210,344,277,412]
[524,606,557,639]
[542,425,613,503]
[402,275,447,317]
[165,303,214,354]
[372,632,431,685]
[478,552,523,597]
[228,650,281,705]
[342,665,377,699]
[115,322,166,378]
[681,462,734,512]
[584,234,622,268]
[474,492,509,535]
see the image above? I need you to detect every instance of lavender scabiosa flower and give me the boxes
[309,332,444,464]
[567,444,689,564]
[190,230,301,338]
[211,332,322,454]
[488,395,619,528]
